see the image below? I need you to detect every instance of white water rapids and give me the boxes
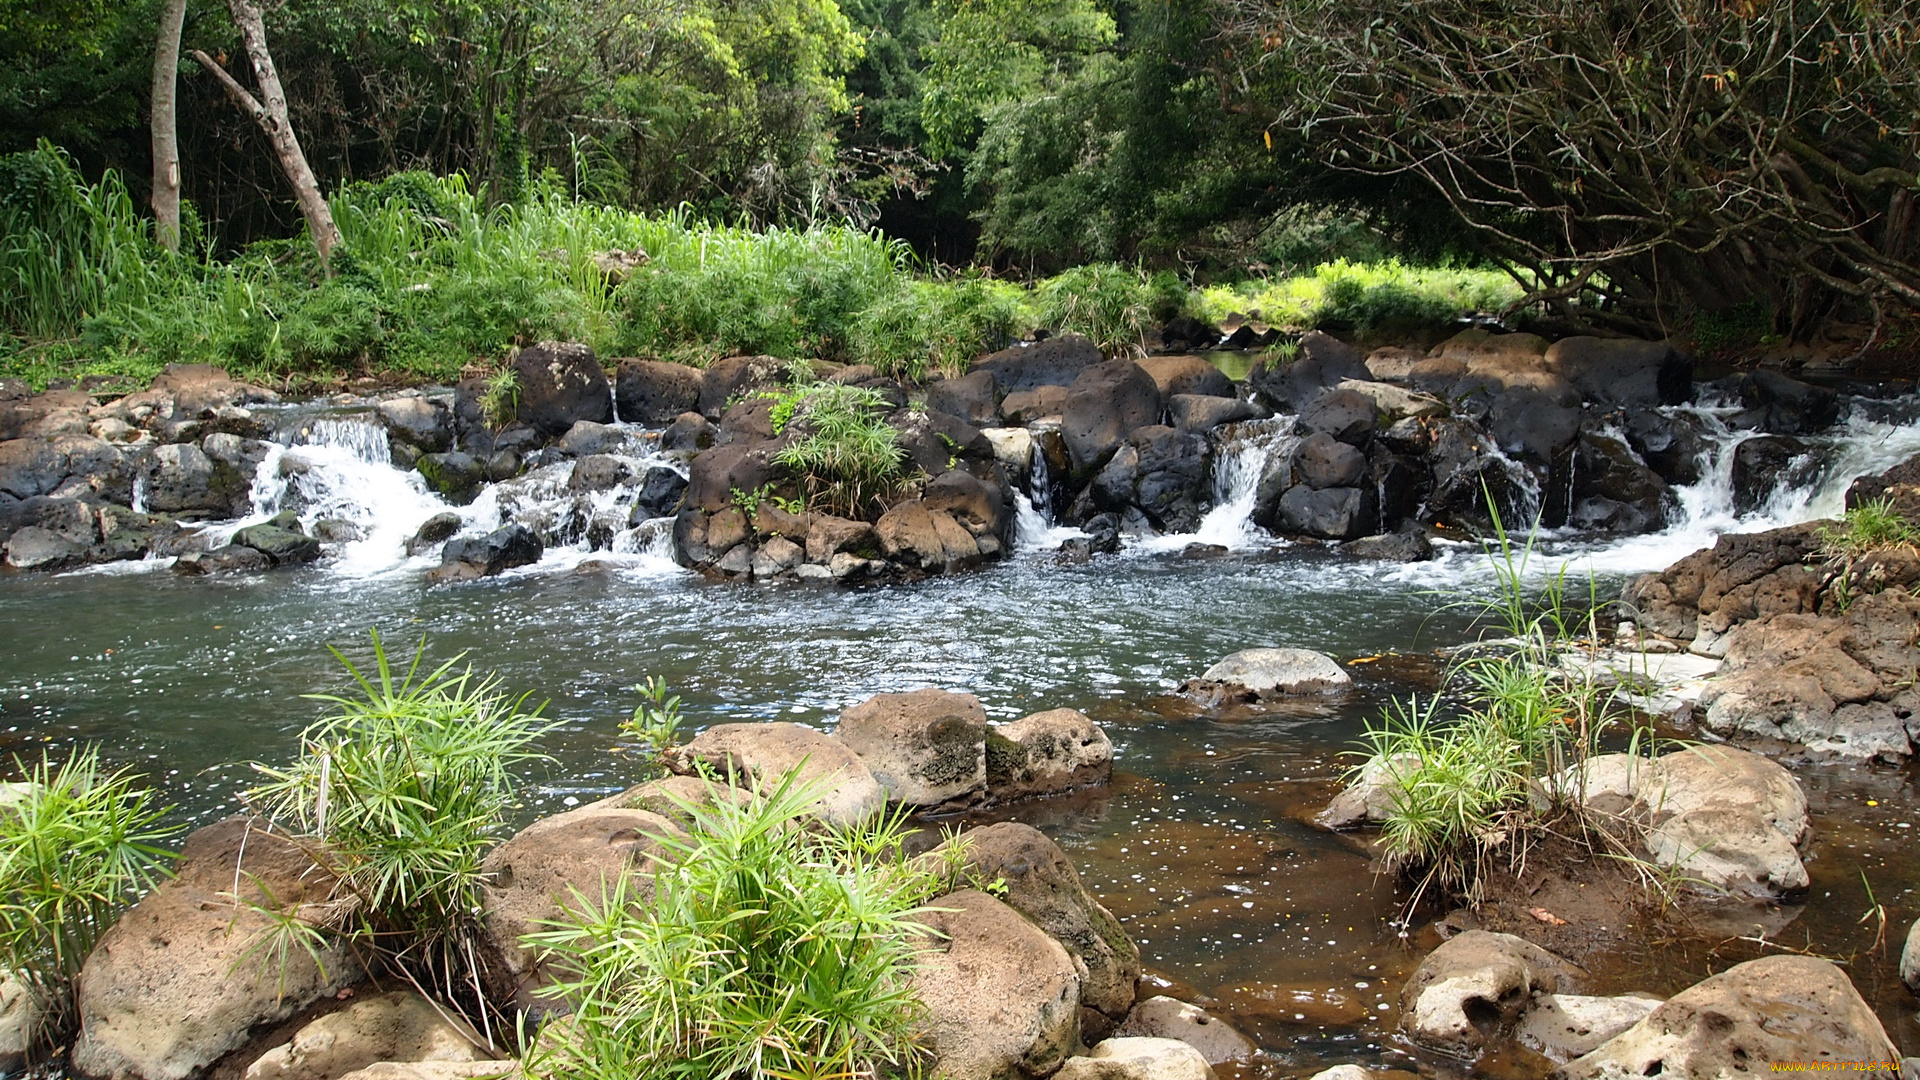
[100,388,1920,587]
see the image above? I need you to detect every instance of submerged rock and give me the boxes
[1052,1037,1214,1080]
[1113,996,1254,1065]
[1556,956,1896,1079]
[1184,647,1352,702]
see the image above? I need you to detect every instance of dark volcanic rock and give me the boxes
[511,341,613,436]
[432,524,543,581]
[970,334,1103,394]
[1247,331,1367,411]
[926,370,1002,427]
[615,359,703,424]
[1061,361,1163,474]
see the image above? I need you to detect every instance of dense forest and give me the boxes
[2,0,1918,386]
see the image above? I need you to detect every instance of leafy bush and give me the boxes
[1032,263,1157,357]
[524,771,935,1080]
[1195,259,1522,334]
[849,274,1028,381]
[768,382,908,516]
[0,747,179,1049]
[248,633,554,986]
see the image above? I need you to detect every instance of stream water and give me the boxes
[3,390,1920,1073]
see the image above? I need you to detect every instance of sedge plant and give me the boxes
[246,632,555,1039]
[1354,489,1642,904]
[523,769,938,1080]
[767,383,909,517]
[0,747,179,1051]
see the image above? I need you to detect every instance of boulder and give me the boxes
[1731,435,1822,514]
[1189,648,1351,700]
[1342,531,1433,562]
[1248,332,1368,411]
[953,823,1139,1037]
[1398,930,1579,1056]
[927,371,1003,427]
[1333,378,1446,422]
[1515,993,1662,1063]
[567,454,636,493]
[894,409,993,478]
[139,442,251,516]
[477,804,680,1010]
[0,974,37,1073]
[172,544,273,575]
[660,412,714,452]
[1316,753,1418,829]
[150,364,279,415]
[1543,337,1693,409]
[1643,808,1809,896]
[1431,329,1550,366]
[1001,386,1071,425]
[971,335,1103,394]
[232,512,321,565]
[875,501,981,574]
[243,990,495,1080]
[835,689,988,807]
[1168,394,1256,434]
[1277,484,1376,540]
[72,817,356,1080]
[630,466,688,521]
[1489,386,1581,462]
[910,889,1080,1080]
[376,397,452,454]
[558,421,635,458]
[805,513,876,563]
[1090,426,1211,533]
[1556,956,1897,1080]
[407,512,463,556]
[682,443,782,513]
[1737,370,1839,435]
[414,451,484,505]
[1052,1038,1214,1080]
[510,342,613,436]
[1113,997,1254,1065]
[1060,361,1163,475]
[1137,356,1233,400]
[1306,1069,1375,1080]
[1298,388,1377,446]
[1621,521,1825,647]
[614,359,703,424]
[431,525,543,582]
[1294,432,1366,490]
[4,525,88,571]
[923,469,1009,540]
[698,355,787,418]
[1638,745,1808,843]
[673,722,885,827]
[986,709,1113,802]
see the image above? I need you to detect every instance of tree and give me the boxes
[190,0,339,261]
[150,0,187,251]
[1219,0,1920,343]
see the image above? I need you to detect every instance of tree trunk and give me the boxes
[149,0,188,253]
[191,0,340,263]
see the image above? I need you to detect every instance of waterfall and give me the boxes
[1184,417,1297,550]
[1012,441,1086,553]
[1558,396,1920,576]
[130,473,147,515]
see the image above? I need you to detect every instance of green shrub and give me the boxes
[849,275,1028,381]
[524,770,935,1080]
[1033,263,1156,357]
[1194,259,1522,334]
[767,383,908,516]
[0,747,179,1049]
[248,633,555,975]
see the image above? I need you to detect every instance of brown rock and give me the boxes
[837,689,988,806]
[1397,930,1579,1056]
[674,722,885,827]
[911,890,1080,1080]
[986,709,1112,802]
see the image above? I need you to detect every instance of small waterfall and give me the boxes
[1186,417,1296,550]
[1012,441,1086,553]
[129,473,147,515]
[1481,442,1543,527]
[254,415,455,575]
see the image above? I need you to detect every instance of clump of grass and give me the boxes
[849,274,1028,381]
[247,632,555,1035]
[482,366,521,429]
[0,747,180,1051]
[524,769,936,1080]
[1818,496,1920,610]
[768,382,908,517]
[1032,263,1158,357]
[1354,492,1632,904]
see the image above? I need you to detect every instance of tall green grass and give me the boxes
[4,141,1522,391]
